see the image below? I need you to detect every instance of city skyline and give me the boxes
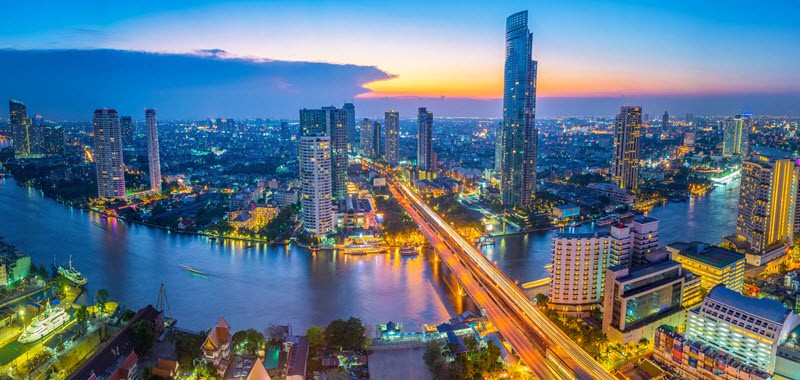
[1,1,800,118]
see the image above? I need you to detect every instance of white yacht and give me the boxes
[18,306,70,343]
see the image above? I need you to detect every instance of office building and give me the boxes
[121,115,134,148]
[500,11,538,208]
[343,102,356,147]
[9,99,32,157]
[686,284,800,373]
[299,134,333,237]
[494,122,503,172]
[41,125,64,155]
[652,325,773,380]
[666,241,745,293]
[145,109,162,194]
[723,114,751,157]
[29,115,43,155]
[299,107,348,199]
[279,120,291,140]
[93,109,126,199]
[417,107,434,179]
[384,110,399,165]
[662,111,669,132]
[683,132,695,148]
[612,106,643,191]
[724,147,797,266]
[602,260,689,345]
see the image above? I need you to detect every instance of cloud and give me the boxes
[0,49,392,119]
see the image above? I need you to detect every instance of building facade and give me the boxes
[500,10,538,208]
[384,110,399,165]
[666,241,745,293]
[359,118,374,157]
[723,114,750,157]
[727,147,797,266]
[121,115,134,148]
[417,107,434,179]
[9,99,32,157]
[299,107,348,199]
[299,134,333,237]
[343,102,356,147]
[93,109,126,199]
[612,106,643,191]
[603,260,688,345]
[41,125,64,155]
[686,285,800,373]
[145,109,161,194]
[549,232,612,316]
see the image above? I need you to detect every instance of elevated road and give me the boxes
[373,163,612,380]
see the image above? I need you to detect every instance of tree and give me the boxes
[131,320,157,355]
[56,276,71,294]
[96,289,110,313]
[75,305,88,324]
[306,326,324,350]
[231,329,264,355]
[174,331,205,370]
[324,317,367,351]
[534,293,548,307]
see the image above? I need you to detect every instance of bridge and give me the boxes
[370,163,612,380]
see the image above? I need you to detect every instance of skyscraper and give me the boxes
[384,110,399,165]
[417,107,434,179]
[343,102,356,147]
[727,147,797,265]
[494,122,503,172]
[145,109,162,194]
[93,109,126,199]
[29,115,44,155]
[500,11,538,208]
[722,114,750,157]
[299,134,333,237]
[612,106,642,191]
[661,111,669,132]
[299,107,349,199]
[359,118,373,156]
[41,125,64,155]
[372,121,382,159]
[279,120,291,140]
[9,99,31,157]
[121,116,134,148]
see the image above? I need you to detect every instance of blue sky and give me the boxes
[1,1,799,118]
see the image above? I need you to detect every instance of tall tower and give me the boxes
[661,111,669,132]
[359,118,373,156]
[384,110,400,165]
[9,99,31,157]
[299,134,333,237]
[500,11,538,208]
[612,106,642,191]
[734,147,797,262]
[93,109,126,199]
[417,107,434,178]
[145,109,162,194]
[120,116,134,148]
[299,107,348,199]
[343,103,356,148]
[372,121,382,159]
[723,114,750,157]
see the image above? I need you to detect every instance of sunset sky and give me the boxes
[2,1,799,118]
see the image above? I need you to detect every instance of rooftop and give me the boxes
[554,231,610,239]
[634,216,658,224]
[553,204,580,210]
[706,284,791,323]
[611,260,681,283]
[750,146,793,161]
[668,241,745,268]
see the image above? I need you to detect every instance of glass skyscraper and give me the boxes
[500,11,538,208]
[612,106,643,191]
[417,107,434,178]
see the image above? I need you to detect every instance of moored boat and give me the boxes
[58,256,88,286]
[18,306,70,343]
[399,245,418,256]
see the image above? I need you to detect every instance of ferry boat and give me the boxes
[477,235,496,247]
[618,212,634,219]
[178,264,207,276]
[399,245,418,256]
[58,256,88,287]
[595,216,615,226]
[19,307,70,343]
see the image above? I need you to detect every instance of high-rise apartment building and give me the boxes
[723,114,750,157]
[359,118,373,156]
[9,99,32,157]
[299,107,348,199]
[612,106,642,191]
[725,146,797,266]
[417,107,434,179]
[343,103,356,147]
[500,11,538,208]
[372,121,382,159]
[279,120,291,140]
[299,134,333,237]
[686,285,800,373]
[661,111,669,131]
[121,115,134,148]
[41,125,64,155]
[93,109,126,199]
[145,109,161,194]
[549,232,612,317]
[607,217,661,268]
[384,110,399,165]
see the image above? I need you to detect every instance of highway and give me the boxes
[372,162,613,380]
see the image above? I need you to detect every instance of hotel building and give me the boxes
[667,241,746,293]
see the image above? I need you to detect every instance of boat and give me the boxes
[92,222,105,230]
[18,306,70,343]
[400,245,418,256]
[178,264,207,276]
[595,216,615,226]
[567,221,581,227]
[618,212,634,219]
[58,256,88,286]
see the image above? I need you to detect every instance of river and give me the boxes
[0,175,739,332]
